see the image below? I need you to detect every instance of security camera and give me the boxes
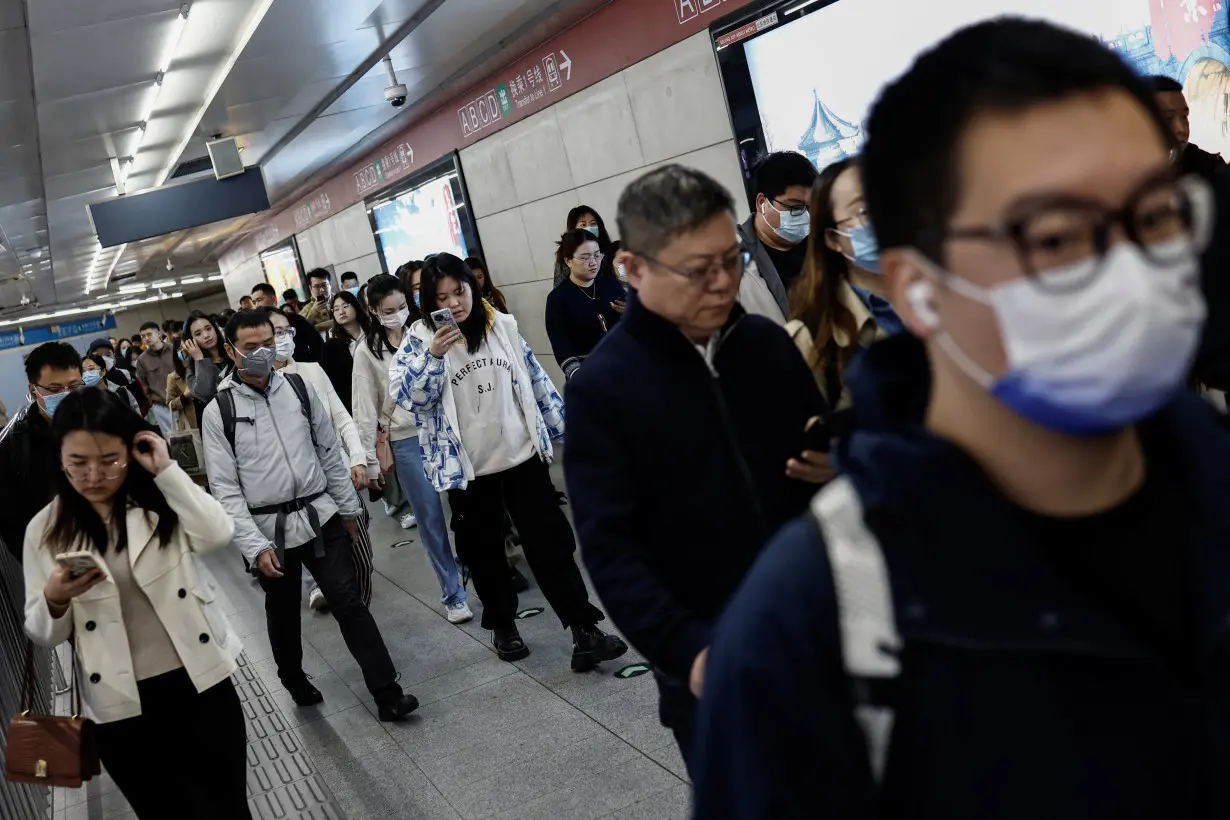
[382,56,407,108]
[385,85,408,108]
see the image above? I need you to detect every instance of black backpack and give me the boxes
[216,372,317,453]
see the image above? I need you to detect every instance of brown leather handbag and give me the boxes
[5,640,100,788]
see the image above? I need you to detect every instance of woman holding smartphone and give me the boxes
[353,273,471,623]
[21,388,246,819]
[391,253,626,670]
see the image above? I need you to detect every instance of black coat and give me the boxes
[0,407,57,561]
[565,297,824,718]
[320,336,356,415]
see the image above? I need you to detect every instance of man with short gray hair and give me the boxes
[564,165,830,772]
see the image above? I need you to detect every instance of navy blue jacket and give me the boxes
[566,297,824,690]
[693,333,1230,819]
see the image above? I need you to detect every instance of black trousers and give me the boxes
[656,670,698,779]
[93,669,250,820]
[448,456,603,630]
[258,515,399,700]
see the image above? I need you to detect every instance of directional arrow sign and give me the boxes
[516,607,544,619]
[559,50,573,81]
[615,664,650,679]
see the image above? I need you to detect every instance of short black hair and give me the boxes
[862,17,1170,259]
[224,309,275,348]
[25,341,81,383]
[239,294,254,304]
[161,319,181,334]
[282,288,298,302]
[617,165,735,257]
[307,268,330,284]
[139,321,161,333]
[340,271,358,283]
[752,151,818,201]
[1145,75,1184,94]
[251,282,276,298]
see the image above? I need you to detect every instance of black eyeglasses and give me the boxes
[934,173,1213,290]
[35,382,85,395]
[633,249,751,281]
[771,198,808,217]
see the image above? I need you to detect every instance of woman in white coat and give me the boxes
[22,388,247,819]
[267,306,375,610]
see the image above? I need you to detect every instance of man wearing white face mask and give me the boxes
[737,151,818,324]
[694,19,1230,819]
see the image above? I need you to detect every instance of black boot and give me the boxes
[492,626,530,662]
[571,624,629,672]
[285,678,324,706]
[375,691,420,722]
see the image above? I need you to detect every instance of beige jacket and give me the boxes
[352,338,417,481]
[23,464,239,724]
[786,280,887,409]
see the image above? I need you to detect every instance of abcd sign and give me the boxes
[457,89,504,138]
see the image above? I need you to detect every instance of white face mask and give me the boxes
[917,239,1205,436]
[101,355,115,371]
[762,201,810,244]
[274,334,295,362]
[380,307,410,329]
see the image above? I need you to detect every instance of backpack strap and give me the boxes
[809,476,901,783]
[217,389,239,453]
[282,372,318,449]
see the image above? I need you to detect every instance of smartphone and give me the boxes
[430,308,464,345]
[803,416,831,453]
[56,551,102,579]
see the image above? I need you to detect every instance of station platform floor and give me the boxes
[53,464,691,820]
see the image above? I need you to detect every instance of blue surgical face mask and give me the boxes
[39,390,69,418]
[913,238,1205,437]
[835,222,881,274]
[347,286,360,297]
[582,226,600,238]
[413,291,421,309]
[763,201,810,245]
[82,371,103,387]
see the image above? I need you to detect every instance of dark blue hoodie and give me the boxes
[692,333,1230,820]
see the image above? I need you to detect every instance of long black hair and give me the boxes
[184,310,227,362]
[329,290,371,343]
[45,389,178,555]
[419,253,488,355]
[364,274,409,360]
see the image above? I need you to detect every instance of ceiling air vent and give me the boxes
[206,138,245,180]
[170,156,214,179]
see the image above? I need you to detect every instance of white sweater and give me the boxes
[280,359,366,471]
[352,337,418,481]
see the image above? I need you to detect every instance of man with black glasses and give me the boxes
[694,19,1230,819]
[738,151,819,323]
[565,165,830,774]
[0,342,82,560]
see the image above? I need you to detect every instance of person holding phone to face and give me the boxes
[21,388,249,819]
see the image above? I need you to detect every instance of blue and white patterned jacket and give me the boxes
[388,307,565,491]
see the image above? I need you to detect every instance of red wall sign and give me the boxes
[220,0,759,270]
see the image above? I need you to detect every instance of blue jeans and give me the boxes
[392,436,466,607]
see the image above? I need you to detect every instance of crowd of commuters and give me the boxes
[12,14,1230,819]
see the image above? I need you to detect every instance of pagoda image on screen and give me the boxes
[798,91,862,168]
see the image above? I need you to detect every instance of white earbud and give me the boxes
[907,281,940,330]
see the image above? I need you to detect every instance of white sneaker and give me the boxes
[399,513,418,530]
[446,601,474,624]
[308,588,328,611]
[382,500,397,516]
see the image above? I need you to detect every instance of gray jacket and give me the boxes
[187,357,232,405]
[201,371,362,563]
[737,215,791,319]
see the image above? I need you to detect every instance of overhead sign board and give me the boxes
[219,0,760,271]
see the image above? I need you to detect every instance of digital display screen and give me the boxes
[371,173,471,270]
[727,0,1230,174]
[260,243,303,303]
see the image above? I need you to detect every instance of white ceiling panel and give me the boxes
[28,0,183,35]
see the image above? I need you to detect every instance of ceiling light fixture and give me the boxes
[207,273,223,281]
[125,4,191,184]
[0,291,173,328]
[178,275,204,284]
[156,0,276,186]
